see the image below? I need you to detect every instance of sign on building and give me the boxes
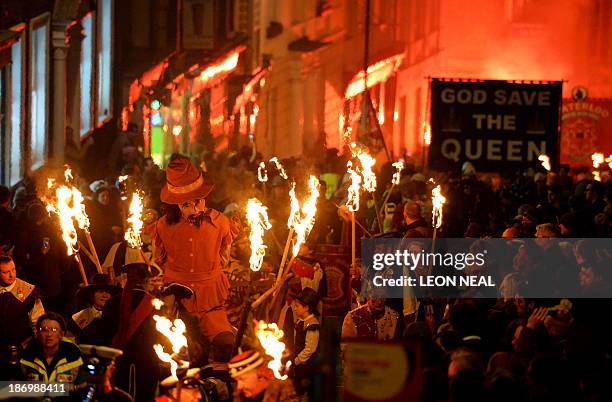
[428,79,562,172]
[560,94,612,167]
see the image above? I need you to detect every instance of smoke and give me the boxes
[434,0,611,97]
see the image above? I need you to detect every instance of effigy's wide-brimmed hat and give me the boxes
[160,157,214,204]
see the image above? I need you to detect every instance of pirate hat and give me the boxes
[228,350,265,378]
[76,274,120,303]
[160,282,193,300]
[160,157,214,204]
[122,262,162,280]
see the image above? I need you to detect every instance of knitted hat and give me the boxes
[228,350,265,378]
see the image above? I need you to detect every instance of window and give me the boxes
[29,15,49,171]
[7,35,24,184]
[1,31,25,186]
[80,13,94,137]
[97,0,113,124]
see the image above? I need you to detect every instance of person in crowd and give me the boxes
[20,312,86,394]
[341,291,400,342]
[68,273,120,344]
[229,350,299,401]
[98,263,161,402]
[85,180,123,259]
[153,157,239,363]
[14,203,65,312]
[0,255,45,378]
[402,201,431,238]
[290,287,321,396]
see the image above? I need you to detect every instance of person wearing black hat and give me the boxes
[69,274,120,344]
[291,287,321,396]
[97,263,162,402]
[159,283,210,367]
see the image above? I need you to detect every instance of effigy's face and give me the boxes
[179,198,206,219]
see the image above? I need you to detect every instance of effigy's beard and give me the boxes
[187,211,206,227]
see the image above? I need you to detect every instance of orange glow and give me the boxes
[200,51,240,82]
[345,54,404,99]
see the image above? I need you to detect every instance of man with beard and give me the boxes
[153,156,239,363]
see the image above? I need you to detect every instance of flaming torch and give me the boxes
[427,182,446,275]
[44,167,102,283]
[538,154,551,171]
[255,321,291,380]
[346,161,362,272]
[246,198,272,272]
[353,148,383,232]
[125,191,144,249]
[381,160,404,221]
[152,299,189,400]
[276,176,320,288]
[592,153,605,181]
[269,157,288,180]
[431,184,446,230]
[258,161,268,197]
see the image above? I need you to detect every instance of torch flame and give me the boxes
[431,184,446,229]
[255,321,291,380]
[289,176,319,257]
[153,312,189,378]
[423,122,431,146]
[153,344,179,378]
[538,154,551,171]
[269,157,288,179]
[246,198,272,271]
[64,167,73,182]
[592,153,605,169]
[152,298,164,310]
[125,191,144,248]
[392,160,404,185]
[258,162,268,182]
[346,161,362,212]
[44,168,91,257]
[593,171,601,182]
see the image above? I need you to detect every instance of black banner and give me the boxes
[428,79,562,172]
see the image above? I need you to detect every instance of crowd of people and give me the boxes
[1,135,612,401]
